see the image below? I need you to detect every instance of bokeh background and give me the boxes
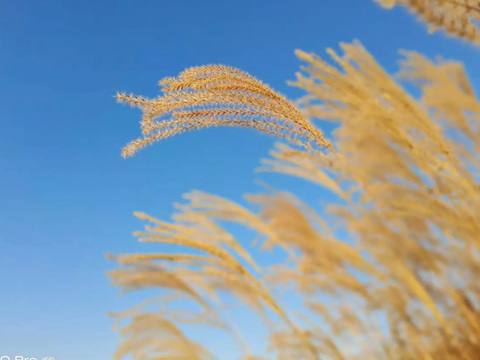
[1,1,479,359]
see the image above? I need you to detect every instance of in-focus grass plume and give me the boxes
[109,2,480,359]
[115,65,331,158]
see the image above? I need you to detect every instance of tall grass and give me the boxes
[109,2,480,359]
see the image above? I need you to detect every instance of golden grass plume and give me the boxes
[376,0,480,44]
[116,65,331,158]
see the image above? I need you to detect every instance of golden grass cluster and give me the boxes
[116,65,331,158]
[110,2,480,360]
[376,0,480,44]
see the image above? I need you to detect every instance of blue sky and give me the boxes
[1,1,479,359]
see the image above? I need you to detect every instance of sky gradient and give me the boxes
[1,1,480,359]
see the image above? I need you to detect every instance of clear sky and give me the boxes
[1,1,479,359]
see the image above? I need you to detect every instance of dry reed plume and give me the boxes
[109,1,480,360]
[115,65,331,158]
[376,0,480,44]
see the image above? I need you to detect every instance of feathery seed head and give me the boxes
[117,65,332,158]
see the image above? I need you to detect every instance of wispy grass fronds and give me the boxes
[376,0,480,44]
[116,65,332,158]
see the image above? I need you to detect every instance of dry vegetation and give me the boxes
[376,0,480,43]
[109,2,480,359]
